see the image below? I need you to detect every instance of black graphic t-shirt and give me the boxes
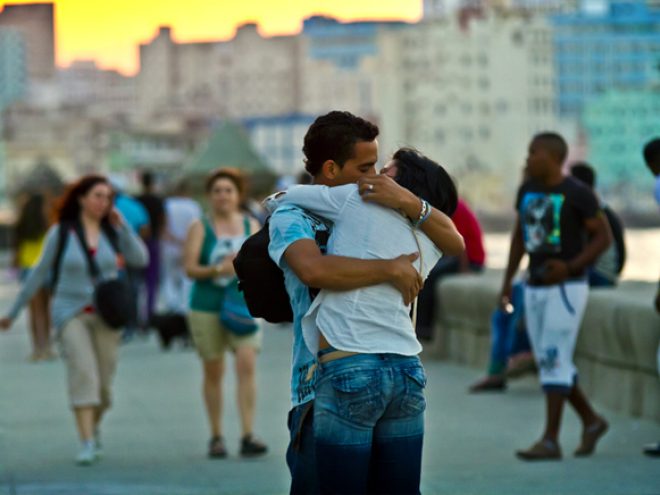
[515,177,600,282]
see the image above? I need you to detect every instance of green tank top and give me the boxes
[189,215,251,312]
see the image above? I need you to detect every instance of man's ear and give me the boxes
[320,160,339,180]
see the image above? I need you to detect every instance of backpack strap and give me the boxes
[100,221,121,255]
[72,220,102,283]
[51,222,72,294]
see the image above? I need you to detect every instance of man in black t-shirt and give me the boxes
[500,132,612,461]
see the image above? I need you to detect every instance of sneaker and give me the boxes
[575,418,608,457]
[240,434,268,457]
[469,375,506,393]
[516,439,562,461]
[208,436,227,458]
[75,441,97,466]
[94,431,103,459]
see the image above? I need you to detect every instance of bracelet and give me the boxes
[412,199,431,228]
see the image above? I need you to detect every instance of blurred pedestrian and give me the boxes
[570,162,626,287]
[13,193,54,361]
[500,133,612,461]
[111,177,149,338]
[0,175,148,465]
[183,168,267,458]
[162,179,201,315]
[642,137,660,458]
[136,171,165,323]
[415,196,485,340]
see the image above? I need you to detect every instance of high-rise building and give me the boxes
[0,28,26,110]
[553,1,660,117]
[583,88,660,208]
[0,3,55,81]
[374,12,556,208]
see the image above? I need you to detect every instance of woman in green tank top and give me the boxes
[183,168,267,458]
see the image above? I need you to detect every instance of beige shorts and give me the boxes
[187,310,262,361]
[59,313,122,410]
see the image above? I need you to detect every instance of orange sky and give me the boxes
[0,0,421,75]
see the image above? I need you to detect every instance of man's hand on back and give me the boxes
[387,253,423,306]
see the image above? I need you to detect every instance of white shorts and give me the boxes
[524,281,589,390]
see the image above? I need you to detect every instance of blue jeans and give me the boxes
[489,280,531,376]
[286,401,319,495]
[314,353,426,495]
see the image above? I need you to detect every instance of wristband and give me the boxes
[412,199,431,228]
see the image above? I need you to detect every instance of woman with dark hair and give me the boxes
[0,175,148,465]
[13,193,53,361]
[276,148,463,494]
[183,168,267,459]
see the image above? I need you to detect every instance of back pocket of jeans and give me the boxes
[400,366,427,416]
[329,371,383,426]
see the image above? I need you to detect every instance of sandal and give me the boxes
[516,439,562,461]
[575,418,608,456]
[240,434,268,457]
[469,375,506,393]
[208,436,227,458]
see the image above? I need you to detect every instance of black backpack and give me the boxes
[233,217,328,324]
[603,206,626,274]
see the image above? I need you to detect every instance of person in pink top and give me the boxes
[416,197,486,340]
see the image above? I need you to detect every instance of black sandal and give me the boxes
[208,436,227,458]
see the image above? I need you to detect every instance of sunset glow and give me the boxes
[0,0,422,75]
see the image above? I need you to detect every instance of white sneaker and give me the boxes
[94,430,103,459]
[75,441,96,466]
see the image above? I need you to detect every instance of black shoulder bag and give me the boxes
[73,222,135,330]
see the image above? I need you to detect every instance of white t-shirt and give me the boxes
[278,184,442,356]
[163,196,202,257]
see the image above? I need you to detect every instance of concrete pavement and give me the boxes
[0,283,658,495]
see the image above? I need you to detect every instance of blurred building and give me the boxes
[242,113,315,176]
[107,127,194,180]
[137,24,300,120]
[0,28,26,111]
[0,3,54,81]
[553,0,660,117]
[299,17,405,119]
[424,0,448,19]
[583,88,660,208]
[1,104,108,186]
[58,60,137,118]
[375,12,556,206]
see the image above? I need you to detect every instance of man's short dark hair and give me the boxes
[643,138,660,169]
[392,148,458,216]
[141,170,154,189]
[303,111,379,176]
[570,162,596,188]
[533,132,568,165]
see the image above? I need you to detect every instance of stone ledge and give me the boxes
[425,270,660,422]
